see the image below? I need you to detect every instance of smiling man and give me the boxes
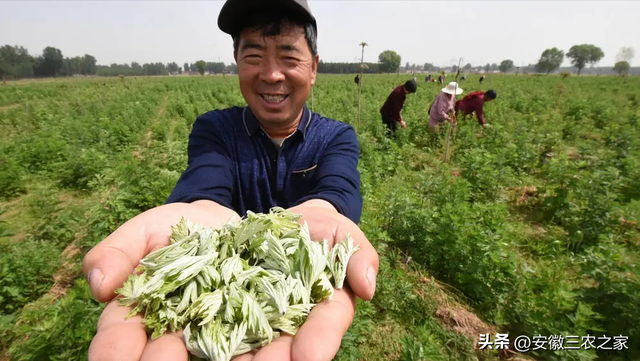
[165,0,362,224]
[82,1,379,361]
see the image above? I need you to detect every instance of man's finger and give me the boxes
[292,205,380,301]
[327,219,379,301]
[88,300,148,361]
[291,288,356,361]
[140,331,189,361]
[251,334,294,361]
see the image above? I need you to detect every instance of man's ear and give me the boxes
[311,54,319,86]
[234,51,238,63]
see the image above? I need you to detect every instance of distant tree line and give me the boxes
[96,62,169,77]
[1,43,637,81]
[318,61,380,74]
[0,45,97,80]
[386,45,636,77]
[0,45,241,80]
[533,45,637,76]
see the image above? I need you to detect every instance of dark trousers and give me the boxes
[382,116,398,136]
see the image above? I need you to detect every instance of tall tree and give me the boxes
[214,62,226,73]
[141,62,168,76]
[499,59,514,73]
[378,50,401,73]
[195,60,207,75]
[566,44,604,75]
[0,49,8,81]
[206,62,225,74]
[613,61,630,76]
[587,45,604,69]
[35,46,64,77]
[225,63,238,73]
[81,54,97,75]
[0,45,34,80]
[536,47,564,74]
[463,63,473,71]
[184,62,190,73]
[167,62,179,74]
[60,57,81,76]
[616,47,635,63]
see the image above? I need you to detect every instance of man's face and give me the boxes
[235,23,318,129]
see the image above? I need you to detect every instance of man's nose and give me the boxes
[259,58,285,84]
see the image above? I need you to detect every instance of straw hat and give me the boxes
[442,82,464,95]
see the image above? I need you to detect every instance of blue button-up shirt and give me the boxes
[166,104,363,224]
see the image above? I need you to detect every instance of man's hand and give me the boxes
[83,200,240,361]
[83,199,379,361]
[276,200,379,361]
[399,120,407,128]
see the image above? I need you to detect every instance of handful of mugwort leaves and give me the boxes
[116,207,359,361]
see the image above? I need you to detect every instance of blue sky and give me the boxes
[1,1,639,68]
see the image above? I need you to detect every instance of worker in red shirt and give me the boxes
[380,79,417,135]
[454,89,497,127]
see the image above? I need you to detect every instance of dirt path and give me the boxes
[398,262,497,344]
[167,102,181,142]
[397,261,536,360]
[142,94,169,146]
[48,237,84,300]
[0,103,20,112]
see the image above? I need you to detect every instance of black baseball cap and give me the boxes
[218,0,317,35]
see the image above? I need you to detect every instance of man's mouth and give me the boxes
[261,94,289,103]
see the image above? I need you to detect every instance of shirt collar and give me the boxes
[242,104,312,140]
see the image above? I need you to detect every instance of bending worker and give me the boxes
[380,78,417,135]
[428,81,463,130]
[455,89,497,127]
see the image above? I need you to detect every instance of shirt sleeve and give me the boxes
[165,114,235,209]
[293,126,363,224]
